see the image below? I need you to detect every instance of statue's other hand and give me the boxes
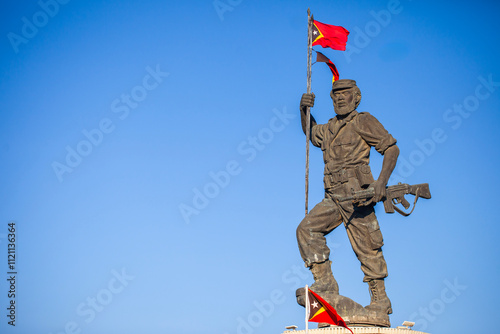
[362,180,387,206]
[372,179,387,203]
[300,93,315,110]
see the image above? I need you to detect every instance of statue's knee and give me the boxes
[296,224,303,238]
[296,220,307,238]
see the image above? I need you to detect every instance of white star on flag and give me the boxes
[312,301,319,309]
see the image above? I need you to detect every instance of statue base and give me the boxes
[283,327,430,334]
[296,288,390,327]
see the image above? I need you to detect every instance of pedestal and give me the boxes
[283,327,430,334]
[296,288,390,327]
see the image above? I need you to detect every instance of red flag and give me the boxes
[307,288,354,334]
[315,51,339,83]
[312,20,349,51]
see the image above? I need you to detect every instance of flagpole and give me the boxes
[305,8,313,215]
[305,285,309,334]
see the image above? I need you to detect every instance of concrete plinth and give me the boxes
[283,327,429,334]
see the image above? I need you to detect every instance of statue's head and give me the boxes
[330,79,361,116]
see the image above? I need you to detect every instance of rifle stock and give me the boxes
[408,183,431,199]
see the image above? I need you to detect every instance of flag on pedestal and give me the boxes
[307,288,354,334]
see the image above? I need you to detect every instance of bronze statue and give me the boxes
[296,79,400,325]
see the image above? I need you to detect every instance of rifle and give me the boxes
[332,183,431,216]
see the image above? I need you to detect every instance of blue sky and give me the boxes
[1,0,499,333]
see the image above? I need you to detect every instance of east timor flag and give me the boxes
[307,288,354,334]
[312,20,349,51]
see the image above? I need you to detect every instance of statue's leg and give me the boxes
[296,198,342,294]
[309,260,338,294]
[344,206,392,314]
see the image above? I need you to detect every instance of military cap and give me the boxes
[331,79,358,92]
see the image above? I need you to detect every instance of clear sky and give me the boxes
[1,0,499,333]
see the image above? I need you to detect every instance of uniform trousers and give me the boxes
[296,190,388,282]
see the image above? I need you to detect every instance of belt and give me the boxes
[326,168,356,185]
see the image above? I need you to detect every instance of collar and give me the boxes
[334,110,357,125]
[328,110,359,126]
[327,111,358,139]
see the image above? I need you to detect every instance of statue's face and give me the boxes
[332,88,356,116]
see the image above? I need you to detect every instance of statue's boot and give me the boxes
[365,279,392,314]
[309,260,339,294]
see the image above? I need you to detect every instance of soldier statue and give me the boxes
[297,79,399,315]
